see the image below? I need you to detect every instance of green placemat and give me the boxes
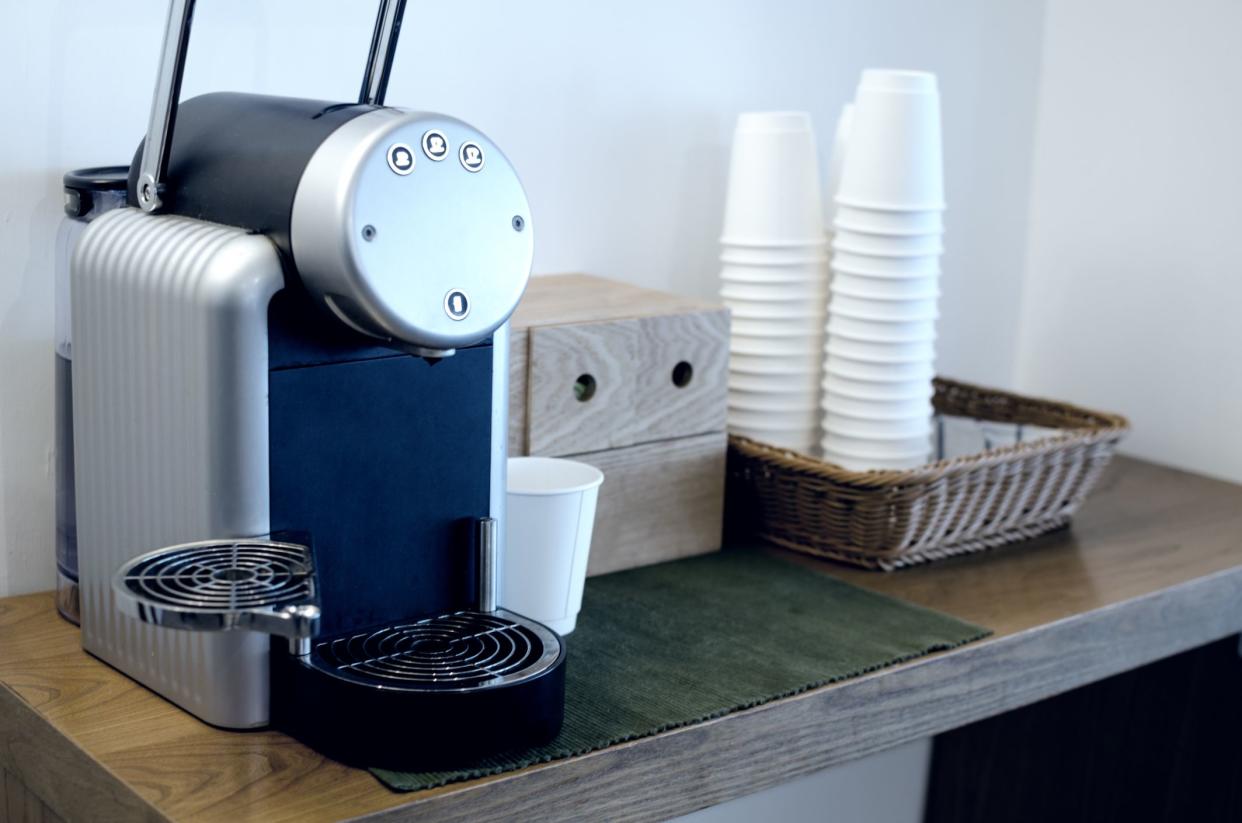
[372,548,989,791]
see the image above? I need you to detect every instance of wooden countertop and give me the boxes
[3,456,1242,822]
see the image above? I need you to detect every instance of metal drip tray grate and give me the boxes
[113,539,320,638]
[314,610,561,692]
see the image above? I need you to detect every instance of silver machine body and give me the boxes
[74,213,283,725]
[72,210,519,727]
[72,0,535,729]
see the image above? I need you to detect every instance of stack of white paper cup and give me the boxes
[720,112,830,453]
[821,70,945,471]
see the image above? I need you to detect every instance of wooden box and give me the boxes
[509,274,729,576]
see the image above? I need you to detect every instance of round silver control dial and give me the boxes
[291,110,532,352]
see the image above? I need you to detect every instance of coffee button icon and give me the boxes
[386,143,415,175]
[422,129,449,161]
[459,141,485,173]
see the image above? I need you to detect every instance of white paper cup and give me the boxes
[822,428,932,455]
[729,406,821,430]
[504,457,605,635]
[829,273,940,304]
[732,315,828,338]
[831,250,941,278]
[827,291,939,321]
[821,390,933,420]
[834,203,944,236]
[827,312,937,342]
[721,242,828,266]
[731,332,825,357]
[730,352,823,375]
[835,70,944,211]
[830,269,939,299]
[720,112,825,245]
[730,369,823,394]
[833,227,943,257]
[729,387,821,411]
[732,426,820,452]
[820,447,930,472]
[720,259,828,284]
[824,354,935,382]
[726,298,828,320]
[721,278,829,302]
[825,336,936,364]
[822,372,933,401]
[823,407,932,436]
[824,103,854,225]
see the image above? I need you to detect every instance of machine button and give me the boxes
[459,141,485,173]
[386,143,415,175]
[444,289,471,320]
[421,129,450,161]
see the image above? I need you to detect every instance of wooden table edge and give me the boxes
[0,678,169,822]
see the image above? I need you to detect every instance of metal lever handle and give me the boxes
[136,0,409,214]
[359,0,408,106]
[135,0,194,212]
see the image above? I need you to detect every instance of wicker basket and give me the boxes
[726,377,1130,570]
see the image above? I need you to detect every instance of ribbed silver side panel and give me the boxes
[72,208,283,728]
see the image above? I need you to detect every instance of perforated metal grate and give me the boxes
[119,540,314,612]
[315,610,559,691]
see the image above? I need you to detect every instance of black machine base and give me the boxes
[271,609,566,770]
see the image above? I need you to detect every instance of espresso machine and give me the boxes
[71,0,565,769]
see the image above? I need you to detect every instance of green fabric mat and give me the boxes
[372,548,989,791]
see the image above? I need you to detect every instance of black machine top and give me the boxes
[127,93,373,259]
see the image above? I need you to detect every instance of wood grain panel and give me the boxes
[507,327,528,456]
[526,319,641,455]
[1,457,1241,821]
[572,432,726,576]
[3,771,67,823]
[0,681,165,822]
[630,311,729,445]
[525,313,728,456]
[512,274,722,331]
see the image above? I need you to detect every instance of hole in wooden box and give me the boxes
[574,373,597,402]
[672,361,694,388]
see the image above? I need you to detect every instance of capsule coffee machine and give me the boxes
[72,0,565,769]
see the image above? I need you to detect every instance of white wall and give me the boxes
[1016,0,1242,483]
[0,0,1046,597]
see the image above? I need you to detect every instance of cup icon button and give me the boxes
[422,129,449,161]
[386,143,415,175]
[459,141,485,173]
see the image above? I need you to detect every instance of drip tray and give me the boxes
[314,610,561,691]
[272,609,567,769]
[112,538,320,638]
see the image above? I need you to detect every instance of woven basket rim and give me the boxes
[730,375,1130,489]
